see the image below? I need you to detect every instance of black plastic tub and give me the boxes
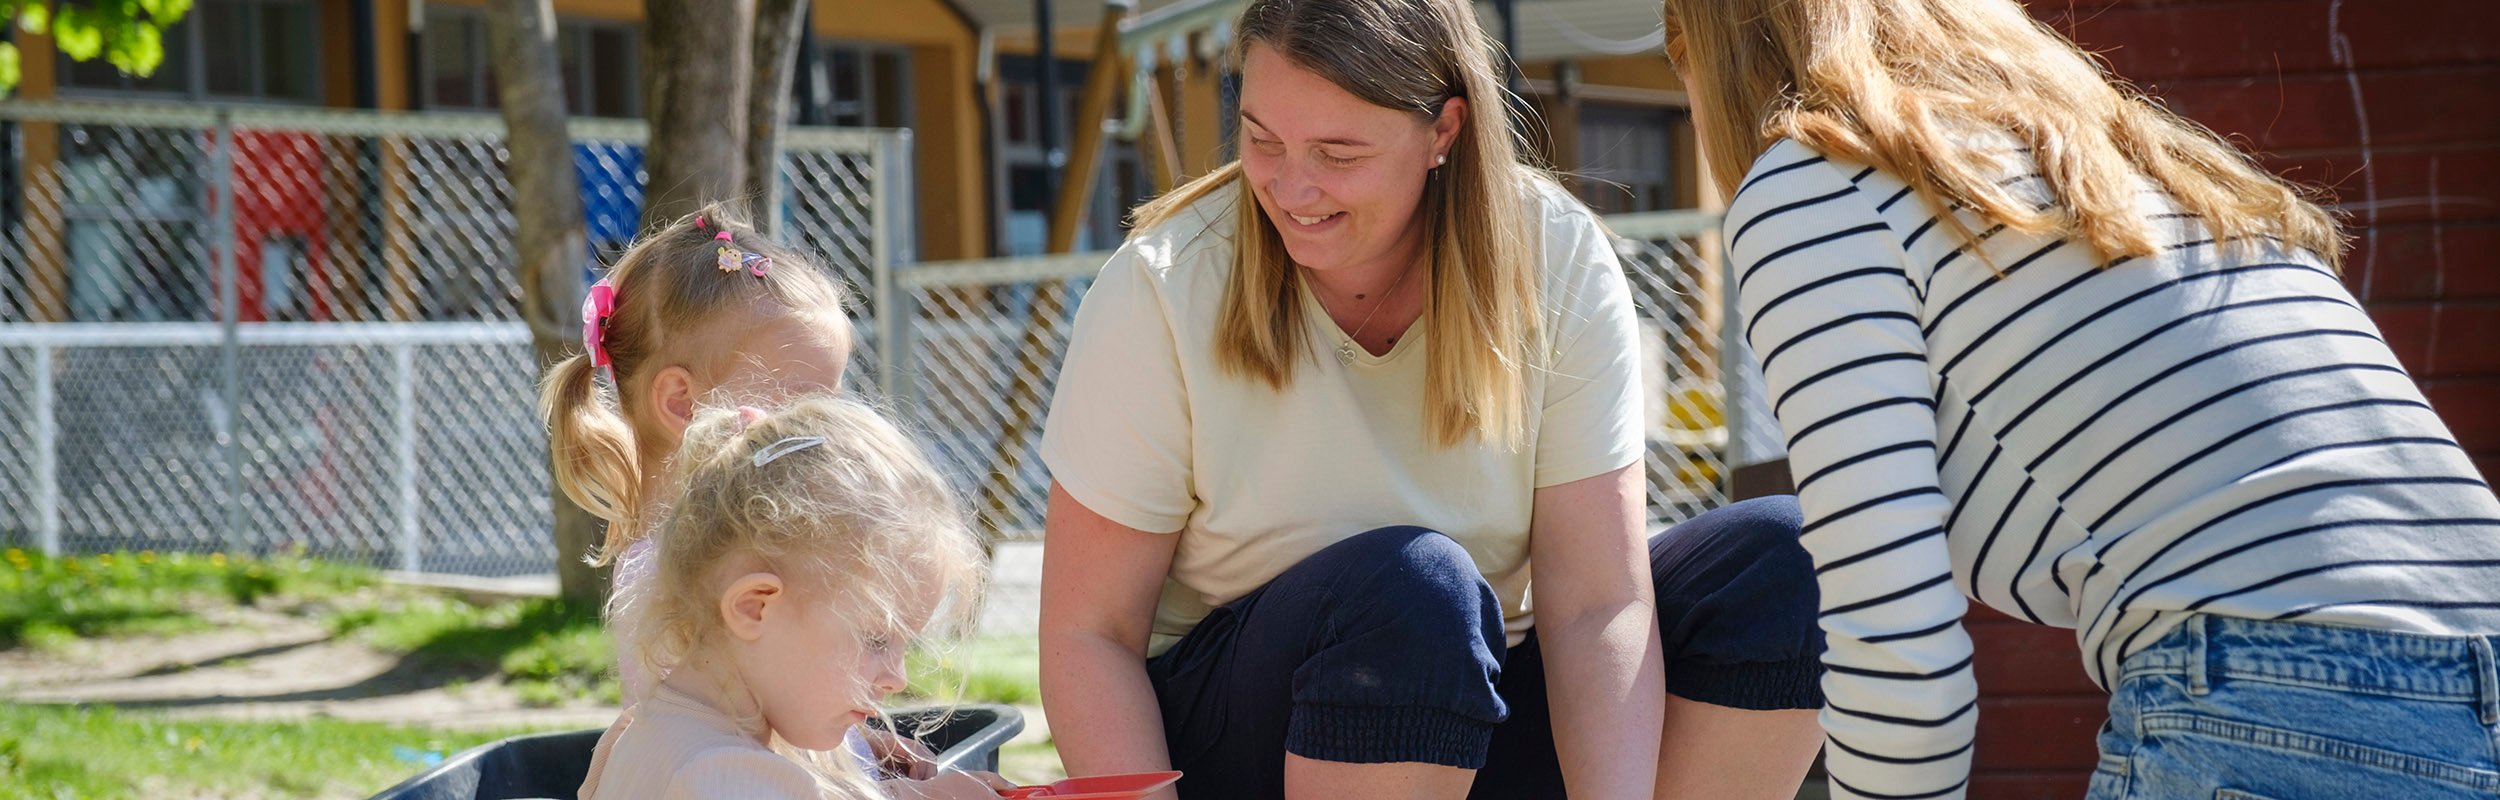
[367,704,1026,799]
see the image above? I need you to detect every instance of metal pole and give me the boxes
[213,109,245,555]
[33,346,58,556]
[1714,239,1745,504]
[882,132,921,409]
[1035,0,1062,228]
[870,134,900,398]
[394,343,420,572]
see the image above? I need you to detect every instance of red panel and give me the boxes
[1975,695,2111,771]
[2366,302,2435,373]
[2262,145,2500,228]
[2432,301,2500,375]
[1970,771,2095,800]
[1971,622,2101,696]
[2423,377,2500,452]
[2345,221,2500,304]
[2036,0,2500,82]
[2152,67,2500,154]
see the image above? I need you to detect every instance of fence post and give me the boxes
[394,343,421,573]
[213,109,246,555]
[873,131,919,401]
[1714,243,1745,502]
[33,346,59,556]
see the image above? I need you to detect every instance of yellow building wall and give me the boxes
[821,0,985,261]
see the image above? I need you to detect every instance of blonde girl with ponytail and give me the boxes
[544,205,858,796]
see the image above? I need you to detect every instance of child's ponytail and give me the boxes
[540,351,643,565]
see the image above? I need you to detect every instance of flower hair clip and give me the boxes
[712,230,773,278]
[581,277,618,385]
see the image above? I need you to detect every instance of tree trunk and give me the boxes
[640,0,757,229]
[744,0,807,232]
[484,0,606,606]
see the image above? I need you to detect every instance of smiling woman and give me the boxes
[1033,1,1830,799]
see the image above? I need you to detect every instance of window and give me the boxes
[59,0,316,104]
[993,55,1145,255]
[423,10,487,109]
[1574,102,1683,215]
[422,7,640,118]
[825,43,910,128]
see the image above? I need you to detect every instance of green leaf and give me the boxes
[52,6,101,61]
[138,0,190,25]
[106,23,162,77]
[15,4,46,36]
[0,42,20,100]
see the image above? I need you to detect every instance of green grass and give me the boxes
[0,702,557,799]
[331,594,620,707]
[905,635,1042,706]
[0,548,374,650]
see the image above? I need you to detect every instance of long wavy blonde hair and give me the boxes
[1132,0,1546,449]
[610,396,987,798]
[1662,0,2344,268]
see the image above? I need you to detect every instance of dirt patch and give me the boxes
[0,605,616,732]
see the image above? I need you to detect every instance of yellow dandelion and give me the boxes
[139,551,157,565]
[209,553,228,568]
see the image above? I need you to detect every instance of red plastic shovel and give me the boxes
[998,771,1183,799]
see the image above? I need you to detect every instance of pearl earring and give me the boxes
[1435,154,1447,166]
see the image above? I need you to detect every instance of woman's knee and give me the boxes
[1326,526,1486,597]
[1649,496,1825,710]
[1649,496,1811,593]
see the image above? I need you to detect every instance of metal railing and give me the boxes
[887,208,1740,540]
[0,98,1739,571]
[0,101,910,575]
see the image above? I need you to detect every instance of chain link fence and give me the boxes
[889,210,1742,540]
[0,99,1742,573]
[0,101,909,576]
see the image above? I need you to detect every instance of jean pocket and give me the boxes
[2086,752,2131,800]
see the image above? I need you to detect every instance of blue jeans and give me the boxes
[1145,497,1825,800]
[2092,614,2500,799]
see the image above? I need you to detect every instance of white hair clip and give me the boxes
[752,436,828,467]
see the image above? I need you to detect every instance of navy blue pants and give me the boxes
[1143,496,1823,799]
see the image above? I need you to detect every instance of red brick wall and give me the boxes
[1957,2,2500,797]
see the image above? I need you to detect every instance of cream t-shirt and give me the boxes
[1040,179,1643,657]
[587,684,825,800]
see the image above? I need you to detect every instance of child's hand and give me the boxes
[861,728,940,780]
[877,770,1016,799]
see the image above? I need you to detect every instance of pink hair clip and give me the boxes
[581,277,618,385]
[741,251,771,277]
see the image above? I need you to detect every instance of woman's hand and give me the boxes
[877,770,1017,799]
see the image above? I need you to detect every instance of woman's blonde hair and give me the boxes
[1663,0,2344,269]
[1132,0,1546,449]
[539,205,851,564]
[610,396,987,796]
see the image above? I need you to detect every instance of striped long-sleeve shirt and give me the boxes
[1729,138,2500,800]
